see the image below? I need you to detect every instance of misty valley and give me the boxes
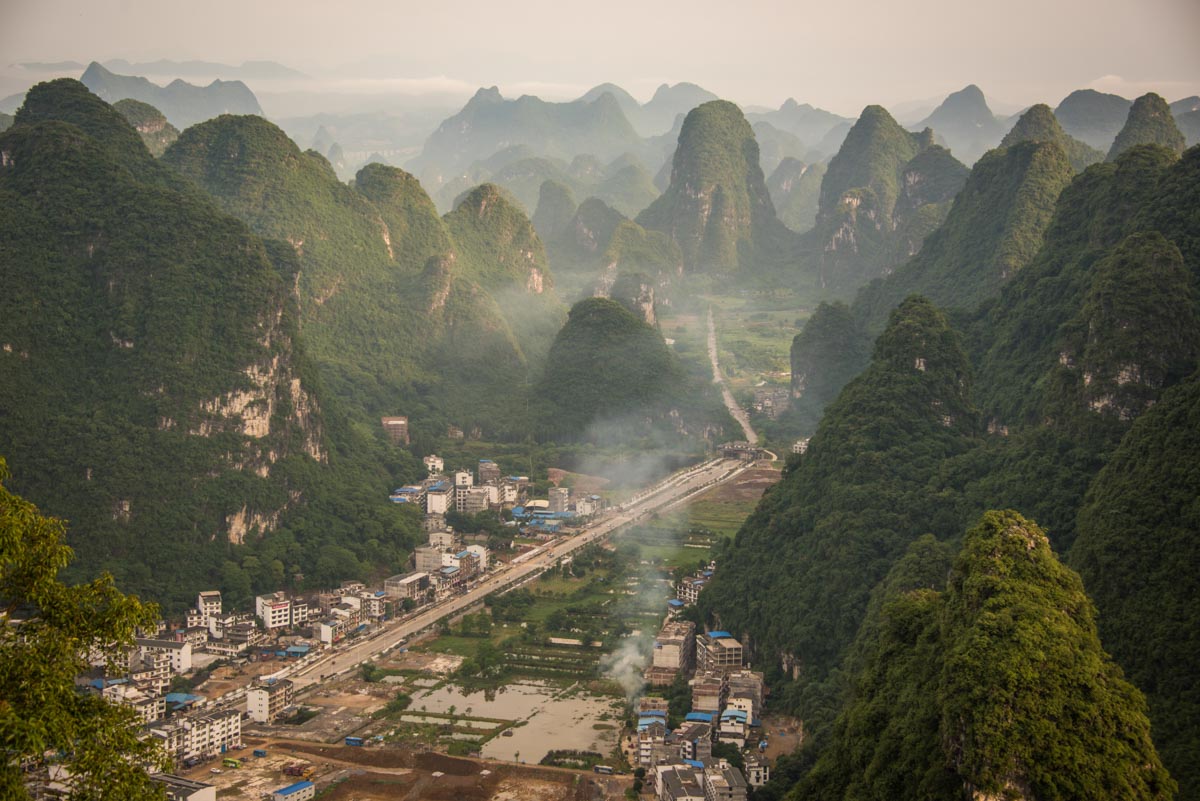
[1,38,1199,801]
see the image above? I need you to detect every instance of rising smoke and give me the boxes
[601,635,648,703]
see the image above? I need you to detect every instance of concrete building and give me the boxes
[744,755,770,787]
[691,671,725,714]
[676,722,713,761]
[477,459,501,484]
[423,454,444,474]
[453,470,473,488]
[255,592,298,631]
[456,485,490,514]
[653,621,696,671]
[465,544,489,571]
[272,781,316,801]
[380,416,409,445]
[247,678,294,723]
[196,591,222,623]
[703,762,748,801]
[414,545,444,574]
[429,529,457,549]
[384,572,430,602]
[548,486,570,513]
[726,670,764,719]
[151,709,242,762]
[697,632,743,673]
[638,719,669,768]
[677,576,707,605]
[136,638,193,673]
[425,482,451,515]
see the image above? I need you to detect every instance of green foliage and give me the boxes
[786,301,871,434]
[0,459,168,800]
[1054,88,1132,151]
[1108,93,1186,162]
[798,511,1175,801]
[1072,376,1200,798]
[112,98,179,157]
[766,158,825,234]
[806,106,967,290]
[637,100,791,273]
[535,297,686,441]
[1000,103,1104,173]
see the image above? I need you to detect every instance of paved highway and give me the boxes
[282,455,753,690]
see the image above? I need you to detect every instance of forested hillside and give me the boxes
[705,141,1200,799]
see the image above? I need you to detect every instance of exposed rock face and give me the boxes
[112,98,179,156]
[807,107,967,290]
[636,100,789,272]
[608,270,657,327]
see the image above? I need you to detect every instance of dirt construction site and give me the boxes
[181,739,619,800]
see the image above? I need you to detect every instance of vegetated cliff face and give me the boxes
[0,80,325,594]
[707,141,1200,799]
[80,60,263,129]
[805,105,968,291]
[636,100,791,273]
[797,511,1175,801]
[1108,92,1187,161]
[766,157,825,234]
[112,98,179,156]
[1072,376,1200,799]
[999,103,1104,173]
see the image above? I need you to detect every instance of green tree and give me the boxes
[0,458,168,799]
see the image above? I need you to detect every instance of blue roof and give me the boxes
[286,645,310,654]
[708,630,732,639]
[456,550,470,558]
[667,599,685,607]
[685,712,713,722]
[642,709,667,718]
[276,781,315,796]
[441,565,460,575]
[721,709,748,721]
[684,759,705,768]
[637,717,667,731]
[701,570,714,577]
[430,481,448,491]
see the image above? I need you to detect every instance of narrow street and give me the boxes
[708,305,757,443]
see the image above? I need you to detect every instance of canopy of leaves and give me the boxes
[1108,93,1186,162]
[1000,103,1104,173]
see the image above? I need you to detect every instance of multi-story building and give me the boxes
[423,454,444,474]
[247,678,294,723]
[465,544,489,571]
[696,632,743,673]
[384,572,430,602]
[425,482,452,514]
[649,620,696,684]
[691,671,725,714]
[255,592,298,631]
[196,591,222,624]
[104,683,165,724]
[453,470,473,488]
[429,529,457,550]
[136,638,194,674]
[725,670,764,719]
[677,577,707,605]
[456,485,489,514]
[181,709,241,759]
[477,459,501,484]
[638,719,669,768]
[414,545,444,574]
[743,755,770,787]
[703,762,748,801]
[675,722,713,762]
[380,416,409,445]
[548,486,570,513]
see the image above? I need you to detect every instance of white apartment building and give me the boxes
[246,678,294,723]
[136,638,194,673]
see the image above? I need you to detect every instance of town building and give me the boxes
[425,481,452,514]
[743,755,770,787]
[380,416,409,445]
[456,485,490,514]
[465,543,489,571]
[272,781,316,801]
[697,632,743,673]
[247,678,294,723]
[255,592,302,631]
[703,762,748,801]
[414,545,444,573]
[136,638,194,673]
[477,459,501,484]
[196,591,222,624]
[548,486,570,513]
[726,670,765,719]
[384,572,430,602]
[691,671,725,714]
[429,529,457,550]
[423,454,444,474]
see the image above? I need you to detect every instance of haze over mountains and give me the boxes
[3,42,1200,801]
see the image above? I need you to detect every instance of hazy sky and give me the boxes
[3,0,1199,115]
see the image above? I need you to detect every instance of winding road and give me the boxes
[708,305,757,443]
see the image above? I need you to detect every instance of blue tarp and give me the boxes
[708,630,732,639]
[685,712,713,722]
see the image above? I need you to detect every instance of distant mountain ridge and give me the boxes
[80,61,262,129]
[912,84,1006,164]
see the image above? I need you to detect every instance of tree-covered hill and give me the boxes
[765,157,825,234]
[999,102,1104,173]
[705,141,1200,798]
[1071,376,1200,796]
[798,511,1174,801]
[112,98,179,157]
[1108,92,1187,161]
[0,80,327,605]
[636,100,792,273]
[803,105,967,290]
